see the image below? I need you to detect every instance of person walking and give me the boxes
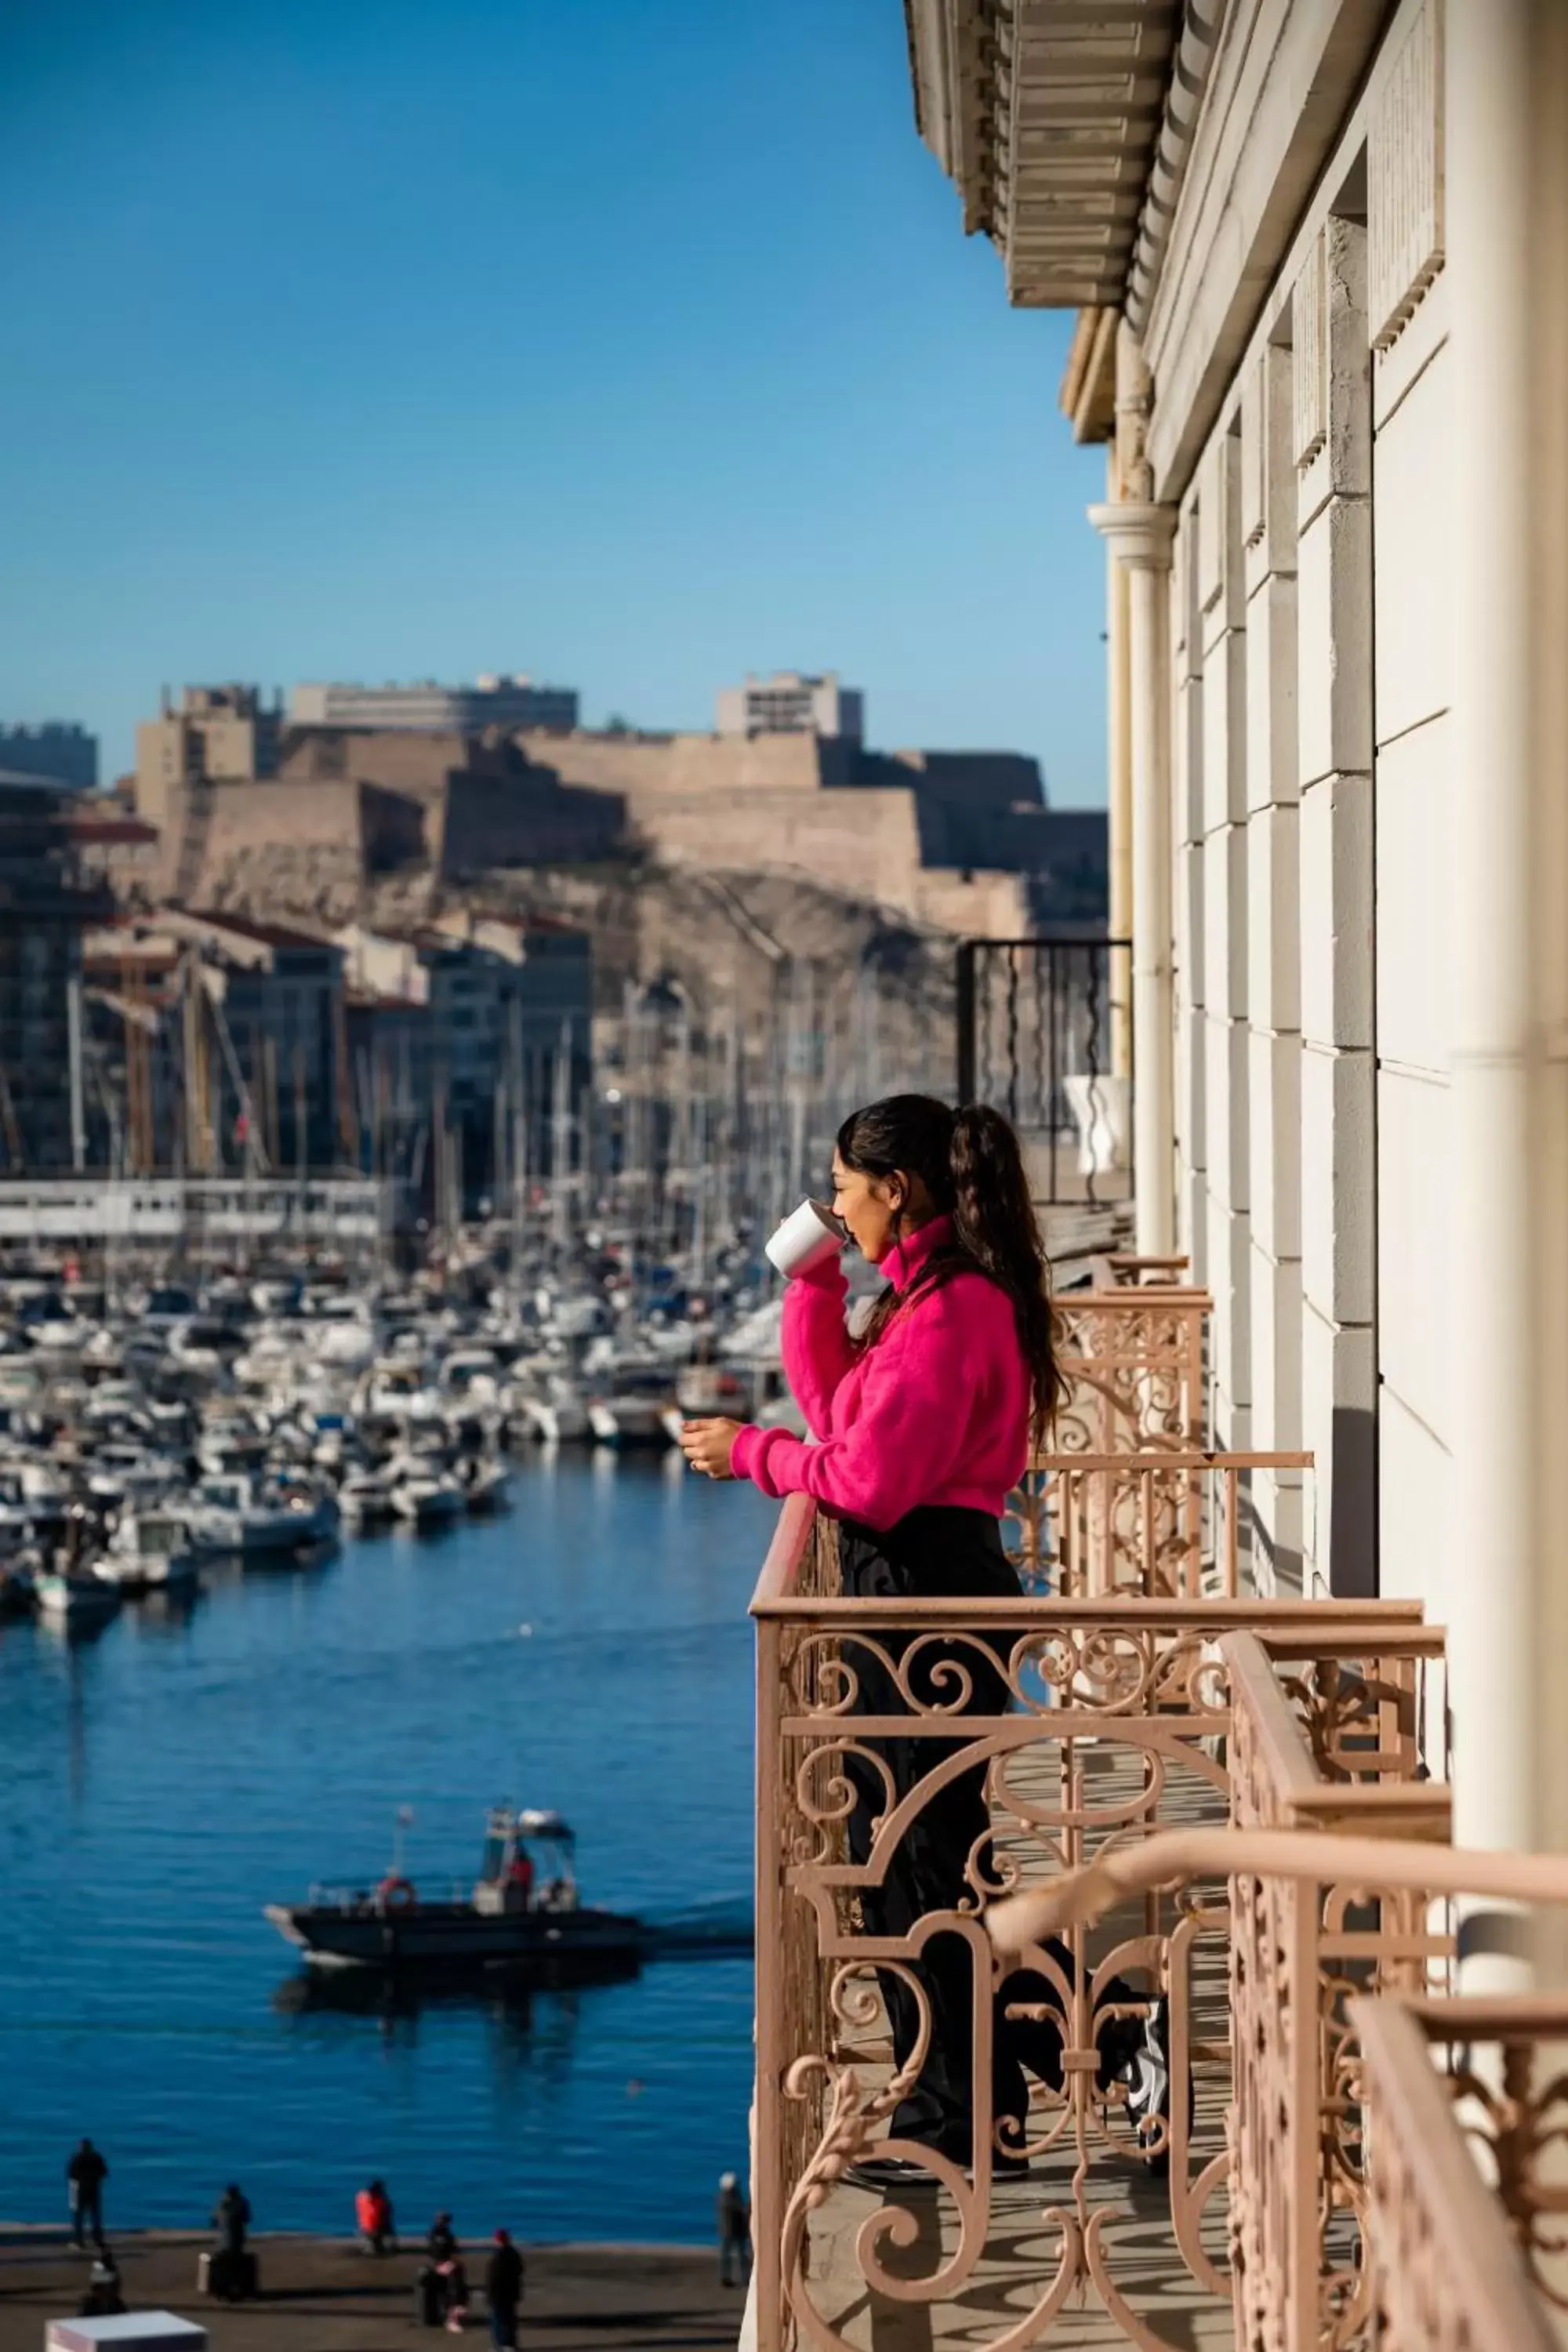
[681,1095,1170,2187]
[211,2183,251,2256]
[66,2139,108,2250]
[485,2229,524,2347]
[717,2172,750,2287]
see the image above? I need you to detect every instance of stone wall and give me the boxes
[1166,0,1451,1610]
[442,770,626,874]
[513,727,833,800]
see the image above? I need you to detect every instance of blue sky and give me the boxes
[0,0,1108,802]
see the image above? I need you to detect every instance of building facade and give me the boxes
[0,779,110,1171]
[134,684,285,848]
[714,671,864,741]
[0,721,97,791]
[902,0,1568,1862]
[290,674,579,734]
[338,913,593,1215]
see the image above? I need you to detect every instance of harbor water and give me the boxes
[0,1451,775,2239]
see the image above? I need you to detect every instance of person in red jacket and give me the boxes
[682,1095,1167,2186]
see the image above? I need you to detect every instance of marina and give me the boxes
[0,1229,815,1628]
[0,1440,771,2239]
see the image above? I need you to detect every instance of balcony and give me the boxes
[746,1254,1568,2349]
[750,1461,1456,2350]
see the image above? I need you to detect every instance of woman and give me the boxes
[681,1094,1166,2185]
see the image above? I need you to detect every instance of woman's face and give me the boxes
[830,1151,909,1265]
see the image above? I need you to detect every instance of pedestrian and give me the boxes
[426,2211,458,2266]
[681,1095,1172,2186]
[356,2177,395,2254]
[66,2138,108,2250]
[441,2249,470,2334]
[717,2172,750,2287]
[212,2183,251,2256]
[485,2228,524,2347]
[78,2249,125,2318]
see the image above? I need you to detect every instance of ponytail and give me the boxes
[948,1103,1062,1443]
[835,1092,1062,1445]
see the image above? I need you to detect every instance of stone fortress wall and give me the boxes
[132,700,1103,942]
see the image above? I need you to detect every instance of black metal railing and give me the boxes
[955,935,1132,1206]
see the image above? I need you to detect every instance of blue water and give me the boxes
[0,1452,776,2241]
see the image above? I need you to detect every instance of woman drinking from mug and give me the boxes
[681,1093,1163,2187]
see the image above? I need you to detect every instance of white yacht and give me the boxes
[94,1508,199,1595]
[387,1456,466,1530]
[185,1472,336,1559]
[519,1375,591,1446]
[339,1465,401,1530]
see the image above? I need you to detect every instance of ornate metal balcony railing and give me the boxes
[1106,1253,1192,1287]
[1007,1447,1311,1599]
[1221,1629,1452,2352]
[994,1835,1568,2352]
[1053,1285,1211,1455]
[750,1493,1434,2352]
[1353,1992,1566,2352]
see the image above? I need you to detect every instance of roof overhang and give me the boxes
[904,1,1186,310]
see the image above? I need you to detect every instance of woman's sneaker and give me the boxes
[1106,1997,1174,2174]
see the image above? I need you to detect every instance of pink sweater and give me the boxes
[729,1214,1030,1530]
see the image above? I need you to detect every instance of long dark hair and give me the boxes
[836,1092,1062,1442]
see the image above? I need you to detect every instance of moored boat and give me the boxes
[185,1472,336,1559]
[36,1570,122,1627]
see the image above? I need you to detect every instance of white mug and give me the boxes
[765,1197,848,1279]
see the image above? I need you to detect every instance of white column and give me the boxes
[1091,499,1179,1254]
[1448,1,1568,1890]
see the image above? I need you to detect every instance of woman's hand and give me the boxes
[680,1417,742,1479]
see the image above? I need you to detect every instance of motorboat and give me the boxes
[84,1446,183,1511]
[517,1375,590,1446]
[265,1807,645,1978]
[36,1570,122,1628]
[184,1472,336,1559]
[587,1370,677,1448]
[662,1360,753,1443]
[387,1455,466,1530]
[338,1465,401,1530]
[458,1455,511,1515]
[93,1508,198,1596]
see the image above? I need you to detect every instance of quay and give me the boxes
[0,2233,737,2350]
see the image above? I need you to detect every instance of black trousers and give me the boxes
[839,1507,1123,2160]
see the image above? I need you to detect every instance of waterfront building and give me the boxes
[338,912,592,1214]
[737,13,1568,2350]
[0,720,97,791]
[291,673,579,734]
[0,777,109,1171]
[67,806,162,895]
[714,671,863,742]
[149,909,349,1174]
[906,0,1541,1664]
